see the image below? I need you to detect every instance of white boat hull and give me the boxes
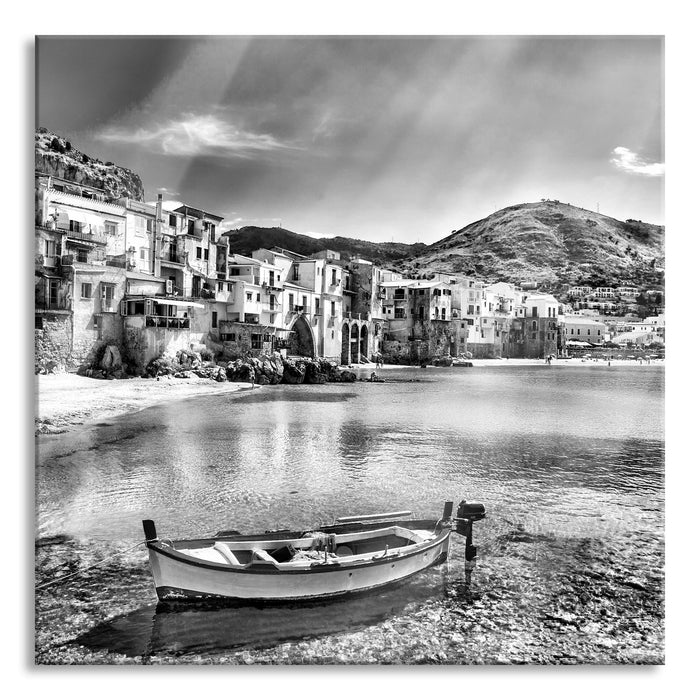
[147,530,451,602]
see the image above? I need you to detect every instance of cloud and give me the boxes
[157,187,180,196]
[96,113,302,159]
[610,147,665,177]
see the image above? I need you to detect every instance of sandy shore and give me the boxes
[35,374,254,435]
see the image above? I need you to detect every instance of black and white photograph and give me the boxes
[26,17,677,678]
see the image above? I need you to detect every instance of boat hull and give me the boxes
[147,529,451,602]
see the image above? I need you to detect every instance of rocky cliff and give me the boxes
[35,128,145,202]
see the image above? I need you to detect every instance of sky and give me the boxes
[36,35,664,244]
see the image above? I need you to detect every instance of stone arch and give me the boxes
[341,322,350,365]
[360,324,368,361]
[350,323,360,363]
[289,315,315,358]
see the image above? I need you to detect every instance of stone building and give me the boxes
[509,292,560,358]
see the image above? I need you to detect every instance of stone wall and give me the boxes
[35,311,72,371]
[123,322,197,370]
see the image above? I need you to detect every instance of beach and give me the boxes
[35,373,255,435]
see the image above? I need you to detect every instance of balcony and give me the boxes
[145,316,191,329]
[101,299,118,313]
[65,229,107,245]
[36,298,69,311]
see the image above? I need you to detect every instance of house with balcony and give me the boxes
[559,315,606,352]
[378,279,453,363]
[346,257,386,361]
[509,292,560,358]
[35,174,128,370]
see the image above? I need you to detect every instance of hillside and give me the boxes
[400,201,665,293]
[225,226,427,267]
[35,128,144,202]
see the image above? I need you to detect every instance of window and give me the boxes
[227,283,233,292]
[468,304,474,315]
[315,298,320,314]
[140,249,147,260]
[331,301,336,316]
[146,219,154,234]
[105,222,117,236]
[196,247,203,259]
[461,323,465,329]
[256,292,261,302]
[302,295,307,310]
[331,330,335,339]
[169,214,177,227]
[289,293,294,308]
[80,283,92,299]
[77,249,88,263]
[102,283,115,307]
[95,315,103,339]
[188,219,195,235]
[441,308,446,320]
[531,321,537,331]
[212,312,218,329]
[331,269,337,285]
[204,249,209,261]
[251,334,262,349]
[467,319,474,326]
[246,292,253,302]
[395,308,406,319]
[69,220,82,233]
[292,264,300,281]
[217,282,223,292]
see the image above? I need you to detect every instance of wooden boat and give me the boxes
[142,501,485,603]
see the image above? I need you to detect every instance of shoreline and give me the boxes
[36,358,664,435]
[35,374,256,435]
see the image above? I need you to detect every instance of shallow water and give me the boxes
[35,364,664,664]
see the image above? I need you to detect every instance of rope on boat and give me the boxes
[35,539,147,591]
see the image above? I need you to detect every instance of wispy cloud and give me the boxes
[96,113,302,159]
[611,146,665,177]
[157,187,180,196]
[222,216,283,230]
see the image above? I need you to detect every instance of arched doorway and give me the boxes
[350,323,360,363]
[360,325,368,361]
[289,316,315,358]
[341,322,350,365]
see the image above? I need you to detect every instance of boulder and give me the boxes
[304,360,328,384]
[282,358,307,384]
[100,345,122,371]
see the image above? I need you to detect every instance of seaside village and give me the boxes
[34,173,665,378]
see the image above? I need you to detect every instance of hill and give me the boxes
[225,226,427,267]
[400,201,665,293]
[35,128,144,202]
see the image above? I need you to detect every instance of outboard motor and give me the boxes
[455,501,486,563]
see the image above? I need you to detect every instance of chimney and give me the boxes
[154,194,163,277]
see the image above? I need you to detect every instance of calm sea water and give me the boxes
[35,364,665,664]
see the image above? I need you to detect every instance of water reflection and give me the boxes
[75,569,450,658]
